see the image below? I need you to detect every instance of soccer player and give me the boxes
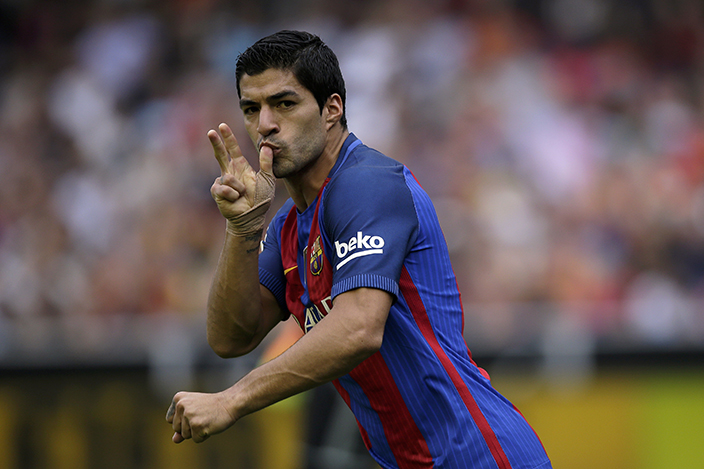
[166,30,552,469]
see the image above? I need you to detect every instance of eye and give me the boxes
[242,106,259,116]
[278,100,295,109]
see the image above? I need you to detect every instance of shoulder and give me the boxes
[326,144,408,203]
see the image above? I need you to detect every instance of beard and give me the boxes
[269,138,326,179]
[271,159,292,178]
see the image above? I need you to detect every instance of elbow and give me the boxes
[368,333,384,356]
[209,343,243,359]
[352,325,384,360]
[207,331,258,359]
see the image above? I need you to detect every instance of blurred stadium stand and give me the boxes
[1,0,704,467]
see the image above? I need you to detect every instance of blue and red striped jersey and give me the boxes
[259,134,551,469]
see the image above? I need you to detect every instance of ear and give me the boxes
[323,94,344,130]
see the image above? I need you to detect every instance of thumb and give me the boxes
[258,145,274,176]
[252,145,276,206]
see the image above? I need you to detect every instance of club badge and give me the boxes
[310,235,324,276]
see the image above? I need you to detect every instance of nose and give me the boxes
[257,106,279,137]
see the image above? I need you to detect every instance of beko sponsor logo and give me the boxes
[334,231,385,270]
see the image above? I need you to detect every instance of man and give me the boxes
[166,30,551,469]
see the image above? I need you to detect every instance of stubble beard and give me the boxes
[271,139,325,179]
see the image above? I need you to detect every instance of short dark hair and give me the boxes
[235,30,347,128]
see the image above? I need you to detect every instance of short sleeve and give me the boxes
[322,163,418,300]
[259,204,291,314]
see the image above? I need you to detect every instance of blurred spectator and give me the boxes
[1,0,704,360]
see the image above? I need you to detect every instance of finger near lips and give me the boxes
[258,144,274,175]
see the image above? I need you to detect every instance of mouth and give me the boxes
[258,141,279,153]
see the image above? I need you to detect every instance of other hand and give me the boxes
[165,391,236,444]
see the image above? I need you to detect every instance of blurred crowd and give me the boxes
[1,0,704,358]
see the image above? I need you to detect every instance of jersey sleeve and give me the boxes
[258,204,291,315]
[322,163,418,300]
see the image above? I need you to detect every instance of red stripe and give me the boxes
[333,379,372,450]
[399,267,513,469]
[280,207,306,326]
[346,354,434,468]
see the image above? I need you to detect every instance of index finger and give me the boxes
[208,127,230,176]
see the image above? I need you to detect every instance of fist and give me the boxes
[165,391,236,444]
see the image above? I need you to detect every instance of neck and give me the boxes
[285,128,349,212]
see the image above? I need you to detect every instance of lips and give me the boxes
[258,141,279,152]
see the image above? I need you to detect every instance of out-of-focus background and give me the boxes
[1,0,703,467]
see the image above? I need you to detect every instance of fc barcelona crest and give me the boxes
[310,235,324,276]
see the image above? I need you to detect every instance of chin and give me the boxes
[272,163,289,179]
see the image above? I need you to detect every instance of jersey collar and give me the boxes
[327,133,362,180]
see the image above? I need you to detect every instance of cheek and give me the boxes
[294,131,325,160]
[297,117,327,149]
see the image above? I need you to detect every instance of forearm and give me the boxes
[222,293,387,420]
[206,229,265,357]
[167,289,390,444]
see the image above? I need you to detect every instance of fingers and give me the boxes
[166,393,211,445]
[180,416,192,440]
[211,177,245,202]
[209,122,272,178]
[167,393,187,441]
[219,123,243,166]
[171,420,209,444]
[209,123,248,174]
[166,400,175,423]
[208,128,230,177]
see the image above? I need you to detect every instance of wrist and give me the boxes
[220,384,247,423]
[225,221,262,254]
[226,220,263,239]
[225,199,271,236]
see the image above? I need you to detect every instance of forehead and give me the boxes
[239,68,311,101]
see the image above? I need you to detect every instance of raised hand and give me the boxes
[209,123,275,236]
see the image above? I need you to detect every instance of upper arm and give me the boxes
[259,283,286,330]
[253,283,287,344]
[330,287,393,353]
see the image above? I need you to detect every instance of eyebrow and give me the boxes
[239,90,301,109]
